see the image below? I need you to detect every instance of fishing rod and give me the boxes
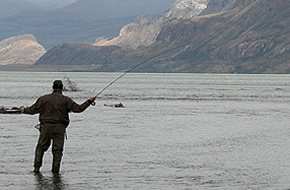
[91,43,188,106]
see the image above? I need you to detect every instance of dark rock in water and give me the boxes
[0,107,21,114]
[104,102,125,108]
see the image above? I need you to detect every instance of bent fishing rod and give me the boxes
[91,43,188,106]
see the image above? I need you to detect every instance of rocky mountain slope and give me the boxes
[93,0,211,49]
[0,34,46,65]
[35,0,290,73]
[199,0,237,15]
[156,0,290,73]
[93,0,244,49]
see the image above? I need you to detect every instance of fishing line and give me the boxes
[91,43,188,106]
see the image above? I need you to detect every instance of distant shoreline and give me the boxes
[0,64,288,74]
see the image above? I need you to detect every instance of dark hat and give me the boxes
[53,80,63,90]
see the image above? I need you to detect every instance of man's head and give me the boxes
[53,80,63,90]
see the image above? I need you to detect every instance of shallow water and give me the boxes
[1,72,290,189]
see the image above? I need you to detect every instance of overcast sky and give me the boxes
[0,0,178,19]
[0,0,78,18]
[27,0,78,8]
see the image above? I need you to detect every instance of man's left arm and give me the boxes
[21,98,43,115]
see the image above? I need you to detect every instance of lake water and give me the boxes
[1,71,290,190]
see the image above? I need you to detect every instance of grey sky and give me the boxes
[0,0,78,18]
[27,0,78,8]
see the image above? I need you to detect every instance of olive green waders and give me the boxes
[34,123,66,173]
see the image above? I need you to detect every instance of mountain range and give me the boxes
[0,0,176,49]
[34,0,290,73]
[1,0,289,73]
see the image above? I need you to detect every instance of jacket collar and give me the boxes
[53,89,63,94]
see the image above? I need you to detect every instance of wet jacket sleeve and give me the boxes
[66,97,91,113]
[24,97,43,115]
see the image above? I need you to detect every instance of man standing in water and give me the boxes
[22,80,96,173]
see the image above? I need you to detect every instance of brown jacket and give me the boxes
[24,90,91,126]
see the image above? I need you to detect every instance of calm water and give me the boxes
[1,71,290,190]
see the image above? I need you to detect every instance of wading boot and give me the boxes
[33,167,40,173]
[51,167,60,174]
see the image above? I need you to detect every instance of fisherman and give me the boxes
[21,80,96,173]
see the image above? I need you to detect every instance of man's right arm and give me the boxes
[66,96,96,113]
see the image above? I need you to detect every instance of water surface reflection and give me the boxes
[34,172,66,190]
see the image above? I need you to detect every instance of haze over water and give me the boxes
[1,71,290,189]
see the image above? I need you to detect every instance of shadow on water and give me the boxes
[34,172,66,190]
